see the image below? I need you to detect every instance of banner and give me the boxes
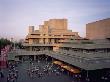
[0,45,11,68]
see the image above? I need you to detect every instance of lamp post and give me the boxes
[11,38,15,50]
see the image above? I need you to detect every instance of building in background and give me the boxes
[24,19,81,51]
[86,18,110,40]
[22,18,110,71]
[7,18,110,82]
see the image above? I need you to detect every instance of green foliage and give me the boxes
[0,38,24,50]
[0,38,12,49]
[15,42,24,49]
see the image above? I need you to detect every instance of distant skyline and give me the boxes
[0,0,110,40]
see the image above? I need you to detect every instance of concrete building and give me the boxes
[86,18,110,40]
[24,19,80,51]
[14,18,108,70]
[7,18,110,82]
[22,18,110,71]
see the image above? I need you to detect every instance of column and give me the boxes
[51,39,55,44]
[34,55,36,61]
[39,39,43,43]
[29,39,33,44]
[45,38,49,44]
[30,46,33,51]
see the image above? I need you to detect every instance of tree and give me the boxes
[0,38,12,55]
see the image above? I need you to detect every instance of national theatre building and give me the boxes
[8,18,110,82]
[24,19,80,51]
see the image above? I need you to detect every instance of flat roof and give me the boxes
[8,49,110,70]
[60,43,110,49]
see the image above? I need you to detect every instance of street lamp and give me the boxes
[11,38,15,50]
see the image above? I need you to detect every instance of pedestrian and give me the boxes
[7,75,10,82]
[0,70,4,78]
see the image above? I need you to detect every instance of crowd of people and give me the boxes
[1,56,110,82]
[26,59,61,79]
[7,62,18,82]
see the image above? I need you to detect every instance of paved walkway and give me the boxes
[0,60,77,82]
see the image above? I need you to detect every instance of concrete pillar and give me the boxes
[30,46,33,51]
[45,38,49,43]
[39,39,43,43]
[34,55,36,61]
[29,26,34,34]
[29,39,34,44]
[51,39,55,44]
[67,71,70,76]
[21,56,23,62]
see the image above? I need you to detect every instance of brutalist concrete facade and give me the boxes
[86,18,110,40]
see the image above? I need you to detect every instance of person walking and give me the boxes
[0,69,4,78]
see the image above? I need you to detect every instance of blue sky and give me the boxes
[0,0,110,40]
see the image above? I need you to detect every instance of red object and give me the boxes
[0,45,11,69]
[0,61,7,68]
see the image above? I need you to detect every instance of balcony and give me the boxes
[23,43,53,47]
[27,35,73,39]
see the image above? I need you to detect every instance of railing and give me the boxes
[27,35,73,39]
[8,49,110,70]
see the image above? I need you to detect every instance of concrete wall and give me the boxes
[86,18,110,39]
[49,19,67,30]
[26,19,80,45]
[29,26,34,34]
